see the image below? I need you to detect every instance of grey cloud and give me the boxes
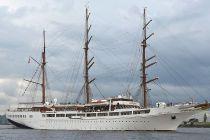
[0,0,210,109]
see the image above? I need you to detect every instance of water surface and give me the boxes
[0,125,210,140]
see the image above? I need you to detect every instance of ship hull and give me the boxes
[6,108,200,130]
[7,119,33,129]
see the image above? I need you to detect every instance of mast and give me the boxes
[23,30,47,104]
[41,30,46,104]
[141,8,147,108]
[141,8,158,108]
[83,8,94,104]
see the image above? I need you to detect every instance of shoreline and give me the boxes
[180,122,210,128]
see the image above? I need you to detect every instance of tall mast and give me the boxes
[41,30,46,104]
[142,8,147,108]
[141,8,158,108]
[23,30,47,104]
[83,8,94,104]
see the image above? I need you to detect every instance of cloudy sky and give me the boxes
[0,0,210,112]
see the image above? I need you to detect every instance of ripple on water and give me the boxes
[0,126,210,140]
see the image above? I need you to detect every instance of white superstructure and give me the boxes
[6,96,206,130]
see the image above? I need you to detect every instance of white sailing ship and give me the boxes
[6,8,209,130]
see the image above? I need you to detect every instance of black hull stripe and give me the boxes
[7,119,33,129]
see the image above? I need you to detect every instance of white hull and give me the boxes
[6,106,202,131]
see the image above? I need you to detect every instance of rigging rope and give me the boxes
[93,81,105,99]
[22,64,41,96]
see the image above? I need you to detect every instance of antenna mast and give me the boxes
[41,30,46,104]
[141,8,158,108]
[84,8,94,104]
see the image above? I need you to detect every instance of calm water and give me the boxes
[0,125,210,140]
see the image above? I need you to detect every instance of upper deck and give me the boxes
[8,95,141,113]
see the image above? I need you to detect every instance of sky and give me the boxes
[0,0,210,112]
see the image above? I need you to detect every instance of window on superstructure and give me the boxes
[33,108,40,112]
[29,115,33,118]
[46,114,55,117]
[77,114,85,117]
[56,114,65,117]
[98,113,108,117]
[87,113,96,117]
[109,112,119,116]
[66,114,76,117]
[145,110,150,113]
[121,111,132,115]
[140,110,150,114]
[133,109,150,114]
[133,111,141,114]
